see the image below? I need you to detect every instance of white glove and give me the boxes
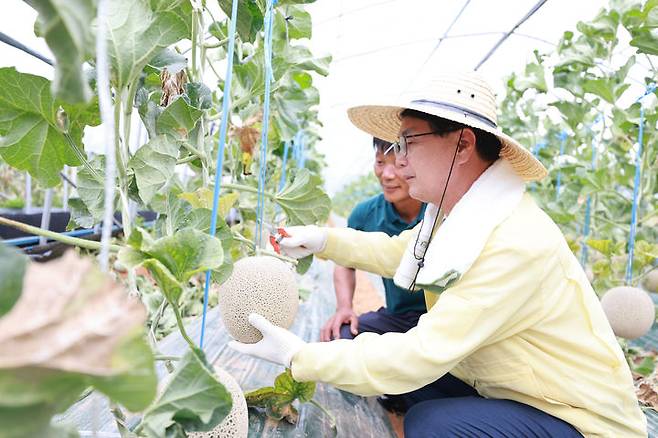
[278,225,328,259]
[228,313,306,367]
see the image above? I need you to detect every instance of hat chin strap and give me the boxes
[405,129,463,291]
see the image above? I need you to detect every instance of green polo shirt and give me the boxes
[347,194,426,314]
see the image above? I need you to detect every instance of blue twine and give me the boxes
[555,131,567,200]
[200,0,239,349]
[580,115,604,266]
[294,130,306,168]
[255,0,277,248]
[279,140,291,191]
[625,85,655,284]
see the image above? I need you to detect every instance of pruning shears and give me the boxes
[266,225,290,254]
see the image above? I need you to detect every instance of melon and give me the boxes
[600,286,655,340]
[642,269,658,293]
[218,256,298,343]
[189,367,248,438]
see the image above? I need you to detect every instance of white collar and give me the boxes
[394,159,525,292]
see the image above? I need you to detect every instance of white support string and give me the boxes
[96,0,115,273]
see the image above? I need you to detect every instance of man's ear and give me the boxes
[456,128,477,164]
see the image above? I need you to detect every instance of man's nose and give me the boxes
[382,163,397,179]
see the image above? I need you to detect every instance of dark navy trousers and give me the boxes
[338,306,423,340]
[338,308,582,437]
[401,374,582,437]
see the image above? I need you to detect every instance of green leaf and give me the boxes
[105,0,190,89]
[27,0,95,103]
[514,62,547,92]
[0,68,99,187]
[118,228,224,306]
[184,83,212,110]
[148,48,188,74]
[550,101,588,131]
[217,0,264,43]
[76,156,107,222]
[275,168,331,225]
[276,5,312,40]
[0,244,27,318]
[129,135,180,204]
[143,258,185,305]
[273,368,315,403]
[139,347,232,437]
[156,96,203,139]
[137,90,164,139]
[291,71,313,89]
[586,239,615,257]
[66,198,95,229]
[277,0,317,5]
[629,29,658,55]
[147,228,224,281]
[632,356,656,376]
[0,253,156,437]
[295,254,313,275]
[576,9,619,42]
[283,45,331,76]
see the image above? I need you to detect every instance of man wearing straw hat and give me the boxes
[230,72,647,437]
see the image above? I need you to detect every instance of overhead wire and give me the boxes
[402,0,472,96]
[0,31,53,65]
[474,0,549,71]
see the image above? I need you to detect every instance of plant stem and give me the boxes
[177,154,199,165]
[63,133,103,182]
[309,399,337,432]
[123,80,139,153]
[222,182,276,199]
[114,89,133,239]
[154,354,181,361]
[256,247,299,266]
[191,7,199,81]
[172,302,197,349]
[0,216,122,251]
[205,51,223,81]
[204,37,229,49]
[149,299,168,348]
[593,214,630,231]
[232,231,256,249]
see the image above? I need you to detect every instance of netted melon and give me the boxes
[642,269,658,293]
[218,256,298,343]
[600,286,655,340]
[189,367,248,438]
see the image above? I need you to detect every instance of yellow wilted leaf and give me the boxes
[218,192,239,218]
[179,188,239,217]
[179,187,214,209]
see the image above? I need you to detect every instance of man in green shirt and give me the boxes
[321,137,426,342]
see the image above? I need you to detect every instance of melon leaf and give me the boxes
[0,252,156,437]
[244,369,316,424]
[0,68,100,187]
[128,135,180,205]
[27,0,96,103]
[275,168,331,226]
[0,244,27,318]
[138,347,232,437]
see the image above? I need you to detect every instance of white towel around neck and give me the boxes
[394,159,525,293]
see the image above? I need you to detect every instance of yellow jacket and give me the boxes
[291,194,647,438]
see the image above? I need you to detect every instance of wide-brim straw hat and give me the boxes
[347,72,547,181]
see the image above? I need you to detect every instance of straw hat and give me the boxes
[347,72,547,181]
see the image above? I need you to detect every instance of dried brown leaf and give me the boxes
[160,68,187,107]
[0,251,147,375]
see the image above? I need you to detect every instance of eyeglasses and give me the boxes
[391,131,441,157]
